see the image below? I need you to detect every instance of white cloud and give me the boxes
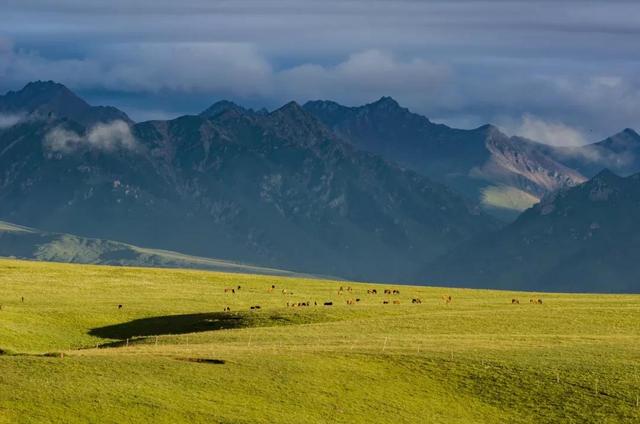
[511,114,587,146]
[0,113,25,129]
[277,50,450,103]
[44,120,138,154]
[87,120,137,151]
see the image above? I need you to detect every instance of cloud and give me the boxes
[510,114,587,147]
[0,113,25,129]
[276,50,449,103]
[44,120,138,154]
[2,0,640,137]
[0,42,273,98]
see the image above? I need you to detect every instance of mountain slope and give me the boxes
[425,170,640,292]
[547,128,640,177]
[0,220,298,276]
[0,83,497,282]
[304,98,589,218]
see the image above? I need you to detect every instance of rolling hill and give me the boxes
[0,220,297,276]
[426,170,640,292]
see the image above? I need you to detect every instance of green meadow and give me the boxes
[0,259,639,423]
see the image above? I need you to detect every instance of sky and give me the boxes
[1,0,639,145]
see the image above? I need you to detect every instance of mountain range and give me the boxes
[0,81,495,282]
[305,98,640,219]
[1,81,638,291]
[426,170,640,292]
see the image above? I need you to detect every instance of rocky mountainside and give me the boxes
[305,98,639,219]
[0,82,496,282]
[425,170,640,292]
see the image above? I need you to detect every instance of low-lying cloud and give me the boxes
[44,120,138,154]
[509,114,587,147]
[0,113,25,129]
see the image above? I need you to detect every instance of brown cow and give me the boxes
[384,289,392,294]
[442,295,452,304]
[392,300,400,305]
[412,298,422,304]
[392,289,400,295]
[367,289,378,295]
[530,298,543,304]
[512,298,520,304]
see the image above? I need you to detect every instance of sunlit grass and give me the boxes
[0,259,639,423]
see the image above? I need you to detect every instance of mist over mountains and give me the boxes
[0,81,638,291]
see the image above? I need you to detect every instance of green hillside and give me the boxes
[0,220,298,277]
[0,259,639,423]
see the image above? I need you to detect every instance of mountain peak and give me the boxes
[592,168,620,179]
[0,80,131,126]
[621,128,640,138]
[272,101,309,118]
[3,80,87,110]
[370,96,400,109]
[200,100,246,118]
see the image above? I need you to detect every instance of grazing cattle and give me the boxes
[346,286,353,292]
[118,304,123,309]
[224,288,234,293]
[383,300,389,304]
[412,298,422,304]
[442,295,452,304]
[346,299,355,305]
[530,298,543,305]
[314,301,318,306]
[384,289,392,295]
[355,298,361,302]
[250,305,261,310]
[324,301,333,306]
[392,289,400,295]
[237,285,242,290]
[338,290,344,295]
[21,297,24,303]
[392,300,400,305]
[367,289,378,295]
[512,298,520,304]
[224,306,231,312]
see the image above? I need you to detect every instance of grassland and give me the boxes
[0,259,639,423]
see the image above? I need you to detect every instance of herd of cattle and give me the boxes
[214,284,545,312]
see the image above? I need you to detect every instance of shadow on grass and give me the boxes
[89,312,250,340]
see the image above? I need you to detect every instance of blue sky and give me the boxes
[1,0,639,144]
